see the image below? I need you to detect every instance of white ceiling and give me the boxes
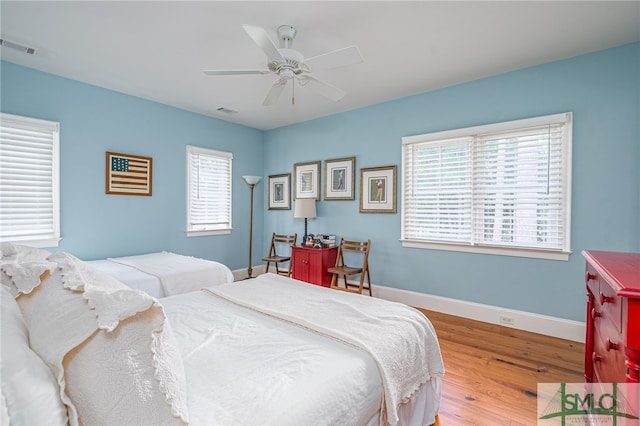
[2,1,639,131]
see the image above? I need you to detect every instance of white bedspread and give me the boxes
[204,273,445,425]
[107,251,233,296]
[162,291,383,425]
[86,260,165,298]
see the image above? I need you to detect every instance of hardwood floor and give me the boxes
[417,309,585,425]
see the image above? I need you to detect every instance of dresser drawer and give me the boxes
[595,278,622,333]
[592,315,626,383]
[585,263,600,299]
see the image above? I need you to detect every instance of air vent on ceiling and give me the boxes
[0,38,37,55]
[217,107,238,114]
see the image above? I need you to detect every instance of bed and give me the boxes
[86,251,235,298]
[1,243,444,426]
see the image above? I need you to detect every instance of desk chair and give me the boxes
[328,238,372,296]
[262,233,297,277]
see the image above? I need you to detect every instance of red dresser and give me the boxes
[583,250,640,383]
[291,245,338,287]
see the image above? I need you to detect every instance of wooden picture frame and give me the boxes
[293,161,320,200]
[268,173,291,210]
[324,157,355,200]
[106,151,152,196]
[360,165,397,213]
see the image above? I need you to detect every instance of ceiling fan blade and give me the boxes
[263,79,288,106]
[242,24,285,64]
[298,76,346,102]
[203,69,271,76]
[303,45,363,72]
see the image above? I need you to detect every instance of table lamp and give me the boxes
[294,198,316,244]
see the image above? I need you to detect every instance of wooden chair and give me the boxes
[262,233,297,277]
[328,238,372,296]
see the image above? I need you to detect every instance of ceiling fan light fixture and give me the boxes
[280,69,294,80]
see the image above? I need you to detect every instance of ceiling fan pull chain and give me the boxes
[292,78,295,105]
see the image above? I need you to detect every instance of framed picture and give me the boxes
[324,157,355,200]
[293,161,320,200]
[267,173,291,210]
[360,165,397,213]
[106,151,152,196]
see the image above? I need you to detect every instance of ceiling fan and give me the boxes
[204,24,363,106]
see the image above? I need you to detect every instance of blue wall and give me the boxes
[2,42,638,321]
[1,61,264,270]
[263,42,640,322]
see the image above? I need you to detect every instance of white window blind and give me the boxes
[403,136,473,243]
[0,113,60,247]
[186,145,232,236]
[401,113,572,260]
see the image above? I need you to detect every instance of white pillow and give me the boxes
[25,251,189,426]
[0,285,68,426]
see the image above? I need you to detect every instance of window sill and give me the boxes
[1,237,61,249]
[186,229,231,237]
[400,239,570,261]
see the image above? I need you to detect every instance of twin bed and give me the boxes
[1,243,444,425]
[86,251,235,298]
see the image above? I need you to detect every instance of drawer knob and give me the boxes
[591,308,601,320]
[599,292,614,305]
[592,352,602,363]
[586,272,597,282]
[606,339,619,352]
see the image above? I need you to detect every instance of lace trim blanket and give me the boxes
[204,273,445,425]
[108,251,233,296]
[1,244,189,426]
[0,243,56,296]
[31,252,189,425]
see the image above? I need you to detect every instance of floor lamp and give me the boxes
[243,175,261,278]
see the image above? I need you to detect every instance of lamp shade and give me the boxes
[242,175,262,185]
[294,198,317,219]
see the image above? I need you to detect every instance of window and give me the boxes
[186,145,232,236]
[0,113,60,247]
[401,113,572,260]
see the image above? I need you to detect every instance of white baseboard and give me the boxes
[373,284,585,343]
[231,267,585,343]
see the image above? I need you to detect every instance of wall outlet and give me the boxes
[499,315,515,326]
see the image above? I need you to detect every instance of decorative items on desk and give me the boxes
[303,234,336,248]
[302,234,317,247]
[305,234,315,247]
[322,235,336,247]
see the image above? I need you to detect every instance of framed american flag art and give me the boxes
[106,152,153,196]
